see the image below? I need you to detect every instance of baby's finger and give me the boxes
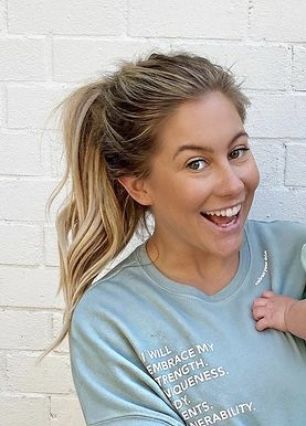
[261,290,275,299]
[252,306,266,320]
[253,298,268,308]
[255,318,269,332]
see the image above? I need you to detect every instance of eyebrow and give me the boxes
[172,131,249,160]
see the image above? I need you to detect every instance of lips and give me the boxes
[200,204,242,228]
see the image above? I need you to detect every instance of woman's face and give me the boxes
[138,91,259,260]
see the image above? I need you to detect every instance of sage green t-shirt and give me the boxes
[70,220,306,426]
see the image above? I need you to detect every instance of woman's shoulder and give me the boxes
[246,218,306,249]
[71,243,151,328]
[247,218,306,235]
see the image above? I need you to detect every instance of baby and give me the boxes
[252,245,306,340]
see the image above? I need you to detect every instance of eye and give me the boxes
[187,159,207,171]
[229,147,250,160]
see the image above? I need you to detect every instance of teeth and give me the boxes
[205,204,242,217]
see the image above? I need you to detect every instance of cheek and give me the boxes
[242,158,260,192]
[154,178,208,211]
[250,161,260,190]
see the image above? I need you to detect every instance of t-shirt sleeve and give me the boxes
[69,287,184,426]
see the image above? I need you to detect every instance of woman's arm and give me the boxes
[252,290,306,340]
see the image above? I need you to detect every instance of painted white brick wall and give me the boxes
[1,1,306,425]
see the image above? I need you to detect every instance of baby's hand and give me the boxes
[252,291,296,332]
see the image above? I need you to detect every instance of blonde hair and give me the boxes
[41,52,250,358]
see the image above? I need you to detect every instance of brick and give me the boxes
[246,95,306,139]
[0,0,6,33]
[0,310,52,350]
[9,0,126,35]
[45,199,69,230]
[0,179,61,222]
[0,224,42,265]
[53,38,169,82]
[171,43,290,91]
[292,46,306,91]
[40,130,66,177]
[129,0,248,39]
[0,37,47,80]
[285,143,306,187]
[249,0,306,42]
[1,395,50,426]
[44,180,69,224]
[7,352,75,394]
[251,187,306,222]
[0,83,5,127]
[7,85,71,130]
[0,351,7,391]
[44,225,59,267]
[51,396,85,426]
[0,265,64,309]
[52,313,69,353]
[0,131,43,176]
[251,140,285,186]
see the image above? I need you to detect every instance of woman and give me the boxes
[46,53,306,425]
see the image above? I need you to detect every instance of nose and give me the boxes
[214,162,244,198]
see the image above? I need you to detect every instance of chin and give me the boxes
[213,236,244,259]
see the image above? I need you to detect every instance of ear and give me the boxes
[117,175,153,206]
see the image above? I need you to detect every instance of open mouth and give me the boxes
[200,204,242,228]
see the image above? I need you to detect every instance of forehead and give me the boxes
[155,92,244,154]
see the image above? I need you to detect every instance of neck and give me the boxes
[146,237,240,296]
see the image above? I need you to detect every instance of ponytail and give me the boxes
[39,83,140,360]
